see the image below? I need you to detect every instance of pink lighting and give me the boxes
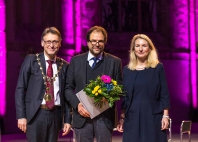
[81,0,98,46]
[62,1,98,55]
[62,0,74,45]
[189,0,197,108]
[171,1,189,48]
[75,0,82,53]
[171,0,198,108]
[0,0,6,115]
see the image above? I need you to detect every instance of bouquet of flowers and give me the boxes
[83,75,124,108]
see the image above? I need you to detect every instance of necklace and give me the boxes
[136,66,145,70]
[36,53,64,101]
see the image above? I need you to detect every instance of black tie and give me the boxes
[92,57,98,68]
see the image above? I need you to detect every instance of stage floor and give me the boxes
[1,122,198,142]
[1,133,198,142]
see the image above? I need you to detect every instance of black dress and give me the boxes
[122,69,167,142]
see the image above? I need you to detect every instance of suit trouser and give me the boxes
[74,116,113,142]
[26,107,61,142]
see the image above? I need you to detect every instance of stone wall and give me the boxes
[3,0,198,133]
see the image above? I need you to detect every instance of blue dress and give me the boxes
[122,69,167,142]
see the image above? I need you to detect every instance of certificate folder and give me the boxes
[76,90,110,119]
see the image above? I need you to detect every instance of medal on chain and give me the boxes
[36,53,64,102]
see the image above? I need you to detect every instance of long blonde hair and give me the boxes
[128,34,159,70]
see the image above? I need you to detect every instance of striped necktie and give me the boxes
[92,57,99,68]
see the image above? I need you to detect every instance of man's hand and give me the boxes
[62,123,71,136]
[77,103,90,117]
[18,118,27,133]
[117,119,124,132]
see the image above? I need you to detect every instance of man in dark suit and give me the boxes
[15,27,71,142]
[65,26,122,142]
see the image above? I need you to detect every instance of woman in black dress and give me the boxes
[117,34,170,142]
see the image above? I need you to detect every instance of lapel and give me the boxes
[39,52,46,76]
[80,52,89,87]
[56,57,62,91]
[124,68,138,114]
[127,69,137,95]
[102,52,111,75]
[37,52,46,98]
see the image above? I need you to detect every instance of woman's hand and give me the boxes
[161,109,169,130]
[161,117,169,130]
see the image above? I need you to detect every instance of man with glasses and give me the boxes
[65,26,122,142]
[15,27,71,142]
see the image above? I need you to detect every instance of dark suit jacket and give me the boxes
[15,52,71,125]
[65,52,122,129]
[121,63,170,117]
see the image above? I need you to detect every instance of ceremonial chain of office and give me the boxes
[36,53,64,101]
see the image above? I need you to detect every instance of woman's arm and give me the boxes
[161,108,170,130]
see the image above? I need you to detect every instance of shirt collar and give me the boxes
[87,51,103,61]
[44,53,56,62]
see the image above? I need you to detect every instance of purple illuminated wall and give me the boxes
[63,0,198,110]
[189,0,197,108]
[2,0,198,133]
[61,0,75,62]
[62,0,74,45]
[74,0,82,53]
[81,0,100,46]
[171,0,189,48]
[0,0,6,115]
[171,0,197,108]
[62,0,101,60]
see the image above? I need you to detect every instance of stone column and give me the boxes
[81,0,101,46]
[0,0,6,116]
[189,0,197,108]
[74,0,82,53]
[6,0,15,41]
[137,0,142,32]
[170,0,189,49]
[22,0,29,24]
[61,0,75,62]
[33,0,42,26]
[196,0,198,42]
[170,0,197,109]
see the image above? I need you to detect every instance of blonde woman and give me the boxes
[117,34,170,142]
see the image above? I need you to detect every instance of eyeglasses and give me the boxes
[43,40,60,46]
[89,40,105,45]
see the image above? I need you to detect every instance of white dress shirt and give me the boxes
[41,54,61,106]
[87,51,103,67]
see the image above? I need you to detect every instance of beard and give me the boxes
[89,46,103,56]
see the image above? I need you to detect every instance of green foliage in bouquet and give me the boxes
[83,75,124,108]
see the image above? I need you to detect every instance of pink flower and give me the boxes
[101,75,111,83]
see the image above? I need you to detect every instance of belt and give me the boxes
[40,105,61,111]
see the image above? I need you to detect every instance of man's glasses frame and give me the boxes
[89,40,105,45]
[43,40,60,46]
